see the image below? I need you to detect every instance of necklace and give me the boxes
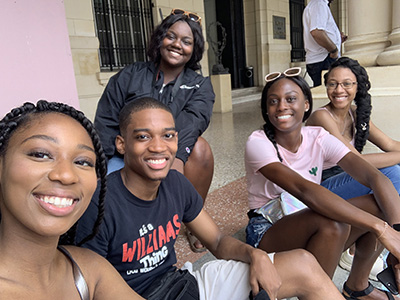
[328,107,350,136]
[340,116,348,135]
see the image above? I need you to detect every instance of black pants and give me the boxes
[306,55,337,87]
[141,269,199,300]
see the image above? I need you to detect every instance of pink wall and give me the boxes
[0,0,79,118]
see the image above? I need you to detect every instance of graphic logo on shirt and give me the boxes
[180,84,200,90]
[122,214,181,275]
[309,166,318,176]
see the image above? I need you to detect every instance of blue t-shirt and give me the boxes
[76,170,203,294]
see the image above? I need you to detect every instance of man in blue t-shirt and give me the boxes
[76,97,343,300]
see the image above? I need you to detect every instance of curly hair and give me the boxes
[147,13,204,71]
[323,57,372,153]
[261,75,313,161]
[0,100,107,246]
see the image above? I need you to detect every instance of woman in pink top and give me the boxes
[245,68,400,300]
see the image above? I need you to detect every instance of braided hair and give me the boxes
[0,100,107,246]
[261,75,313,161]
[324,57,372,153]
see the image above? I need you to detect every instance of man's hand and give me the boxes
[341,32,348,43]
[248,249,281,300]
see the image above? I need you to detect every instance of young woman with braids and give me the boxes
[0,100,143,299]
[244,69,400,300]
[306,56,400,199]
[305,56,400,281]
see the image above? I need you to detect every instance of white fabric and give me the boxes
[183,254,275,300]
[302,0,341,64]
[245,126,350,210]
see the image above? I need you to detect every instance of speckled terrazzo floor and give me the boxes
[175,97,263,268]
[175,176,248,268]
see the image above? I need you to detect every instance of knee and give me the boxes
[190,137,214,168]
[286,249,320,277]
[318,219,350,240]
[381,165,400,193]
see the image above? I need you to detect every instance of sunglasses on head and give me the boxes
[265,67,302,83]
[171,8,202,25]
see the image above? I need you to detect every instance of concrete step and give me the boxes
[231,86,262,105]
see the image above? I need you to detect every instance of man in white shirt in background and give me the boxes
[303,0,346,87]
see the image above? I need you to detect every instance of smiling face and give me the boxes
[0,113,97,238]
[159,20,194,71]
[266,78,310,134]
[116,108,177,185]
[326,67,357,109]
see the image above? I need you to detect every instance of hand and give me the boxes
[248,249,281,300]
[378,225,400,266]
[386,253,400,292]
[341,32,348,43]
[329,51,339,59]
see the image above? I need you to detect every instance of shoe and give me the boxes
[339,249,353,272]
[342,281,394,299]
[186,229,206,253]
[339,249,386,281]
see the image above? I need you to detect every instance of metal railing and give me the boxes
[93,0,153,71]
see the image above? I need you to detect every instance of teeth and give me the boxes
[147,159,166,165]
[169,50,181,57]
[41,196,74,208]
[277,115,291,120]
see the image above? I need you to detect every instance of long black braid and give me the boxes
[324,57,372,153]
[261,75,313,161]
[0,100,107,246]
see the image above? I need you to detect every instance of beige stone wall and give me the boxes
[64,0,104,121]
[244,0,292,87]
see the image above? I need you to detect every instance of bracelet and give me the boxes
[376,221,389,251]
[329,47,338,54]
[377,221,389,239]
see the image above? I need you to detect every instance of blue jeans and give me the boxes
[245,215,273,248]
[321,165,400,200]
[306,55,337,87]
[107,155,124,174]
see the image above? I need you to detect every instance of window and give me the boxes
[93,0,154,71]
[289,0,305,62]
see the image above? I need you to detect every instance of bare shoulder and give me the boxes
[61,246,144,299]
[60,246,109,273]
[306,107,332,126]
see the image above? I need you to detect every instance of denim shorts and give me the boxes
[245,215,273,248]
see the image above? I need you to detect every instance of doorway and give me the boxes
[205,0,247,89]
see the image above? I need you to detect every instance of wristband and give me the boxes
[393,223,400,231]
[329,47,338,54]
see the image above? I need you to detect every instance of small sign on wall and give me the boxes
[273,16,286,39]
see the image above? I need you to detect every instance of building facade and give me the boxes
[65,0,400,145]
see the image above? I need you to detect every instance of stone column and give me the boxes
[211,74,232,113]
[344,0,391,66]
[377,0,400,66]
